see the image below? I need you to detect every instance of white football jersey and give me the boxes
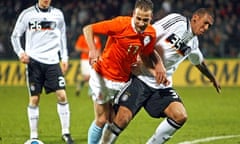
[11,4,68,64]
[138,13,204,89]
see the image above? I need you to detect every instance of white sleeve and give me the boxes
[59,11,68,62]
[187,38,204,65]
[10,11,27,58]
[153,23,165,38]
[188,48,204,65]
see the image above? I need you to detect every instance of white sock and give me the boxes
[57,102,70,135]
[99,123,122,144]
[146,118,181,144]
[27,106,39,139]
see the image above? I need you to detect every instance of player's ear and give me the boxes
[192,14,199,22]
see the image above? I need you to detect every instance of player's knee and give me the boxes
[29,96,40,106]
[172,111,188,125]
[56,89,67,102]
[165,102,188,125]
[96,116,108,128]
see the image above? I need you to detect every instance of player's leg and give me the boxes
[88,69,109,144]
[55,90,71,135]
[146,88,187,144]
[26,59,43,140]
[88,102,112,144]
[100,76,151,144]
[45,64,73,143]
[27,96,40,139]
[100,106,132,144]
[88,68,127,144]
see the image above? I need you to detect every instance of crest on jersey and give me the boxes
[30,83,35,91]
[143,36,151,46]
[121,92,131,102]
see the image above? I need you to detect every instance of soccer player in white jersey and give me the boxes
[99,8,221,144]
[10,0,74,143]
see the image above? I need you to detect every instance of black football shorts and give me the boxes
[114,75,182,118]
[26,58,66,96]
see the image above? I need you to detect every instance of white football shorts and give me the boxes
[89,68,127,104]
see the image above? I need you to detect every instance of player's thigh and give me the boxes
[89,68,126,104]
[44,64,66,93]
[144,88,183,118]
[94,102,112,124]
[114,76,152,117]
[26,59,44,96]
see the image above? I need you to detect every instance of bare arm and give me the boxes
[83,25,99,65]
[195,61,221,93]
[140,45,169,85]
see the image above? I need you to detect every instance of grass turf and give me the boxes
[0,86,239,144]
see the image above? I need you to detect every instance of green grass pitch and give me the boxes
[0,86,239,144]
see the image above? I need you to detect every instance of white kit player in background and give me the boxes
[11,0,74,144]
[99,8,221,144]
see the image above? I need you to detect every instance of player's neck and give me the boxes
[37,4,50,12]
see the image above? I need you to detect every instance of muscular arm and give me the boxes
[140,45,169,85]
[195,61,221,93]
[83,25,99,65]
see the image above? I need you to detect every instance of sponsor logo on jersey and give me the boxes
[29,21,56,31]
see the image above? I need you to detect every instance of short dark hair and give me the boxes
[193,8,215,19]
[134,0,154,11]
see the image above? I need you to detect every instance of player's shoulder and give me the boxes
[113,16,131,23]
[154,13,186,24]
[47,6,65,19]
[108,16,131,29]
[50,6,63,13]
[49,6,63,15]
[166,13,184,18]
[20,5,35,16]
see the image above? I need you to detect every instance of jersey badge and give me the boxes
[143,36,151,46]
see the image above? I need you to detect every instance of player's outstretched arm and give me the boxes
[195,61,221,93]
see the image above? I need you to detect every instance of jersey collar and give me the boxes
[131,18,143,34]
[35,3,51,13]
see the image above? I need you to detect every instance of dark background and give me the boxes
[0,0,239,59]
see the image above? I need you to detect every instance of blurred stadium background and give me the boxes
[0,0,239,59]
[0,1,240,143]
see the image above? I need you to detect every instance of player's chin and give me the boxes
[136,26,147,33]
[198,31,205,35]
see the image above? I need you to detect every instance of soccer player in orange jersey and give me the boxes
[83,0,167,143]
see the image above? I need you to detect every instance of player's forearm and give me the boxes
[196,61,215,82]
[11,33,24,58]
[83,25,97,51]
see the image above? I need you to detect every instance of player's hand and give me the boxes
[152,62,170,86]
[89,49,99,65]
[212,79,221,94]
[61,61,68,74]
[19,53,30,64]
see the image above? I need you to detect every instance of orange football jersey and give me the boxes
[91,16,156,82]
